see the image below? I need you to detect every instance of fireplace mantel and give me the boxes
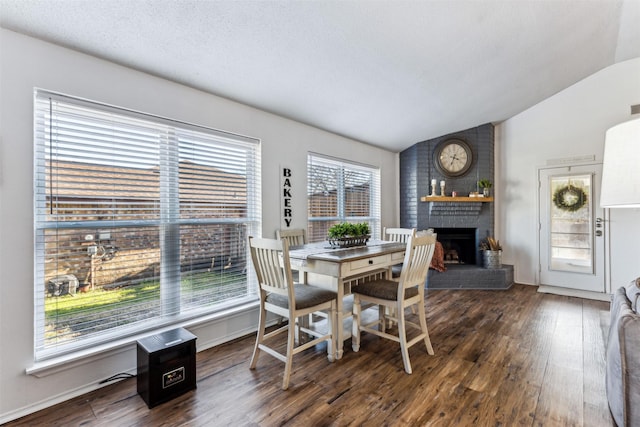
[420,196,494,203]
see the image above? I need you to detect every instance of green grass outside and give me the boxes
[45,282,160,317]
[44,270,248,344]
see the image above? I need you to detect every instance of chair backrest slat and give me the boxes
[276,228,307,247]
[384,227,416,243]
[399,235,436,289]
[249,237,293,297]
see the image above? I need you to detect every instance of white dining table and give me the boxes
[288,240,406,359]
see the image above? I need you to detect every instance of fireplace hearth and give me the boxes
[427,263,513,290]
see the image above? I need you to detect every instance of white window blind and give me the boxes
[34,89,261,360]
[307,153,380,242]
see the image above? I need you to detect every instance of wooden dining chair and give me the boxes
[384,227,416,278]
[248,236,337,390]
[351,234,436,374]
[276,228,307,247]
[383,227,417,321]
[276,228,308,283]
[384,227,416,243]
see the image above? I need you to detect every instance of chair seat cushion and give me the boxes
[353,279,418,301]
[266,284,336,309]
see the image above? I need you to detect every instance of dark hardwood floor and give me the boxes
[4,284,614,426]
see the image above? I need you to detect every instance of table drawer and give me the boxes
[342,254,391,277]
[391,251,405,262]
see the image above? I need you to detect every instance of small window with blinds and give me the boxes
[307,153,380,242]
[34,89,261,360]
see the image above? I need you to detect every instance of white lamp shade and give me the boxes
[600,118,640,208]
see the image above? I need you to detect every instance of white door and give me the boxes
[538,164,605,293]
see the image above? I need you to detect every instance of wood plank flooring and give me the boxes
[4,284,614,426]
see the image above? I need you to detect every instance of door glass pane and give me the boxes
[549,174,593,273]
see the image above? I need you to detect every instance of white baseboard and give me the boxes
[0,369,136,425]
[537,284,612,302]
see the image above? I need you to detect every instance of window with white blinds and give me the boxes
[307,153,380,242]
[34,89,261,360]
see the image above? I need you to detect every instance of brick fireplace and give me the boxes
[399,123,513,289]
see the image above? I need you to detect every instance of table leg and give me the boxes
[335,281,345,360]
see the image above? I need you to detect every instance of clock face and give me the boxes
[434,139,473,177]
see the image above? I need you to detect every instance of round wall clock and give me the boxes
[434,139,473,177]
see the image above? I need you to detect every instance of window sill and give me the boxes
[26,299,260,378]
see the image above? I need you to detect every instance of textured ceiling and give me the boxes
[1,0,639,152]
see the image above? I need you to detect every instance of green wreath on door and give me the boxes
[553,185,588,212]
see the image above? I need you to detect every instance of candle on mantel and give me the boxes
[440,180,445,187]
[431,179,437,185]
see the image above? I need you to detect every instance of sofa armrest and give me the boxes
[624,277,640,313]
[607,287,640,426]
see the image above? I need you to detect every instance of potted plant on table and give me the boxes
[479,236,502,268]
[477,179,492,197]
[327,222,370,248]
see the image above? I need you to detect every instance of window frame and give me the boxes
[306,152,381,242]
[33,89,261,361]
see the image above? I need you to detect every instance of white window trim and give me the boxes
[307,152,381,240]
[33,88,262,361]
[26,299,260,377]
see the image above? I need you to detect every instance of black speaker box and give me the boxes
[137,328,197,408]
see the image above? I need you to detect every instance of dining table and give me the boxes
[288,239,407,359]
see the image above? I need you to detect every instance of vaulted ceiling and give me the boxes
[1,0,639,152]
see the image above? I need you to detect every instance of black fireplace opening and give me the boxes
[434,228,478,265]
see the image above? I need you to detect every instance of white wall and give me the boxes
[0,29,398,422]
[496,57,640,288]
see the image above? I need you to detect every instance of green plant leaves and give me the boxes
[327,222,370,238]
